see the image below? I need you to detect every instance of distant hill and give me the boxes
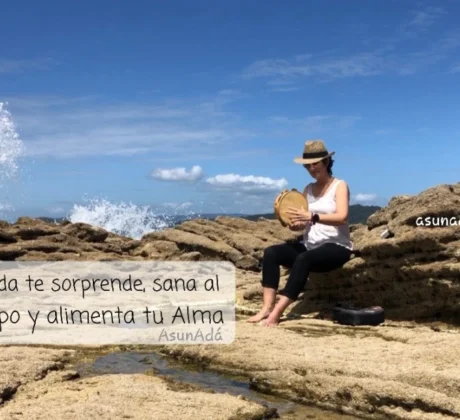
[347,204,381,224]
[241,204,381,225]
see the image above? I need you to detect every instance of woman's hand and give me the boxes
[286,206,312,224]
[289,221,306,231]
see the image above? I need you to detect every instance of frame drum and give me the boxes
[274,189,308,227]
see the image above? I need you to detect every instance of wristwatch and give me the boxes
[312,213,320,224]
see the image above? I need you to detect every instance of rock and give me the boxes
[235,255,260,271]
[367,184,460,229]
[1,183,460,420]
[62,223,109,242]
[105,236,141,252]
[16,251,82,261]
[0,230,17,243]
[158,320,460,420]
[0,220,10,228]
[145,217,297,270]
[0,245,27,260]
[11,225,62,240]
[2,181,460,324]
[14,216,43,225]
[12,239,66,254]
[367,195,412,229]
[131,240,180,258]
[143,228,244,264]
[0,346,72,404]
[59,370,80,381]
[176,219,276,262]
[44,233,75,243]
[179,251,202,261]
[0,367,271,420]
[89,242,124,255]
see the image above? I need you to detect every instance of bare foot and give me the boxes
[247,307,273,323]
[261,312,281,327]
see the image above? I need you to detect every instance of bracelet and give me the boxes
[312,213,320,224]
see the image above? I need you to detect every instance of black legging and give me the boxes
[261,241,351,301]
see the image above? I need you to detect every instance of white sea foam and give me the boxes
[0,102,26,216]
[67,197,199,239]
[0,103,24,179]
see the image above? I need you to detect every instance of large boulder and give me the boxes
[290,182,460,324]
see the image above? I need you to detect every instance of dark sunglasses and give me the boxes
[303,162,319,169]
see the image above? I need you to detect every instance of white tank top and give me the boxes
[302,178,353,250]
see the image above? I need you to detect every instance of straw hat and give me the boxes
[293,139,335,164]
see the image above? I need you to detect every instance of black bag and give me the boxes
[332,303,384,326]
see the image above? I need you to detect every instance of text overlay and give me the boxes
[0,261,235,345]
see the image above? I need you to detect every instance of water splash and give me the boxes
[0,102,26,217]
[0,102,25,180]
[67,197,199,239]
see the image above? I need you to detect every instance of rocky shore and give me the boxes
[0,182,459,419]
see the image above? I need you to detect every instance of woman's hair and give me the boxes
[323,157,334,175]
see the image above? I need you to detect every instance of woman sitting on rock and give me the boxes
[248,139,353,326]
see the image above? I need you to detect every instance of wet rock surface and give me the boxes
[158,319,460,419]
[0,362,271,420]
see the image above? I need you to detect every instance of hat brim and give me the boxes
[294,151,335,164]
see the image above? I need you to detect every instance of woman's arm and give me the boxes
[314,181,349,226]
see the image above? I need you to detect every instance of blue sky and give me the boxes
[1,0,460,220]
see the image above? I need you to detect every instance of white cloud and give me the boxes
[242,51,388,83]
[354,193,377,202]
[449,63,460,73]
[143,148,270,163]
[217,89,240,96]
[6,94,358,162]
[267,114,361,135]
[374,129,392,135]
[151,165,203,182]
[0,57,56,74]
[205,173,288,194]
[270,86,302,93]
[241,30,460,85]
[3,94,256,159]
[402,6,446,35]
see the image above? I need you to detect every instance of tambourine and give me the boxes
[274,188,308,227]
